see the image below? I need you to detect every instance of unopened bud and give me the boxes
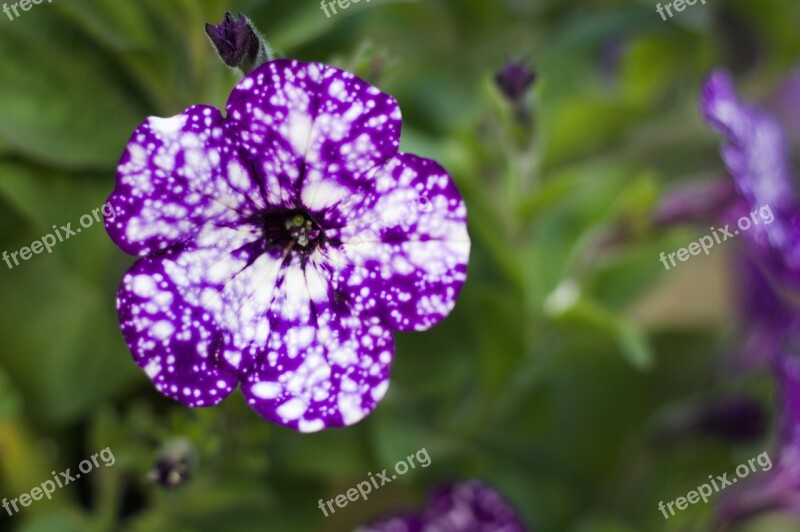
[205,12,273,74]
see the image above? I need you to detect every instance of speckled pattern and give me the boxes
[106,60,471,431]
[700,70,800,284]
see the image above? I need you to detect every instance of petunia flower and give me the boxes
[360,480,528,532]
[105,59,471,432]
[700,69,800,289]
[700,69,800,525]
[698,69,800,372]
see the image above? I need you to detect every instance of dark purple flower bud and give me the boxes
[692,397,767,441]
[652,396,767,446]
[495,60,536,101]
[205,12,272,74]
[598,34,626,84]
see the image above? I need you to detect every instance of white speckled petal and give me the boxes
[225,59,401,212]
[117,223,287,407]
[242,254,394,432]
[107,105,264,256]
[325,154,471,331]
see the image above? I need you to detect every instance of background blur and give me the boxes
[0,0,799,530]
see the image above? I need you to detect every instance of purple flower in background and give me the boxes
[716,256,800,526]
[361,480,528,532]
[422,481,528,531]
[652,395,767,446]
[716,355,800,526]
[699,68,800,525]
[700,69,800,371]
[105,59,471,432]
[700,69,800,288]
[735,257,798,370]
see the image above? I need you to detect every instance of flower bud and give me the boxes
[205,12,272,74]
[495,60,536,102]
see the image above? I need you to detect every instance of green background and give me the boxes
[0,0,798,530]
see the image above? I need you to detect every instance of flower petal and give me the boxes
[324,154,471,331]
[300,63,402,215]
[225,60,401,211]
[117,223,287,406]
[701,70,800,283]
[736,256,796,370]
[701,70,797,212]
[242,255,394,432]
[107,105,263,256]
[423,481,526,531]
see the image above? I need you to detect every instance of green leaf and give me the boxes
[0,12,146,169]
[0,368,21,421]
[0,252,140,424]
[18,511,89,532]
[547,288,655,371]
[53,0,157,51]
[0,162,121,281]
[0,164,139,424]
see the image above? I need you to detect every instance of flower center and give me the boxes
[284,213,320,248]
[259,209,323,255]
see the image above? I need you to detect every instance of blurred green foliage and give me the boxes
[0,0,798,530]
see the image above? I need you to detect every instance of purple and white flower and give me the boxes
[700,68,800,525]
[700,69,800,289]
[105,59,470,432]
